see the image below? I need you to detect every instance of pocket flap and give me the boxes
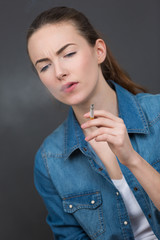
[63,191,102,213]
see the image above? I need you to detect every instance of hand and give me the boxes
[81,110,136,167]
[81,110,160,210]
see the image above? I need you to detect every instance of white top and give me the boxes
[112,176,158,240]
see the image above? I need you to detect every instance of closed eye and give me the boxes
[40,64,51,73]
[64,52,76,58]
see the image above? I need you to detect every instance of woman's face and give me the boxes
[28,22,106,106]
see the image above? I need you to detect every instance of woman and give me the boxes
[27,6,160,239]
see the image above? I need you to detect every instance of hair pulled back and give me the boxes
[27,6,146,94]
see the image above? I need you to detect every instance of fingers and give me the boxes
[81,110,134,166]
[81,110,123,130]
[81,110,125,143]
[84,110,122,122]
[95,133,115,143]
[85,127,116,141]
[81,117,115,129]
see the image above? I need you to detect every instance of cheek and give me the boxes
[77,51,98,75]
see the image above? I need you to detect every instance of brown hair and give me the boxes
[27,6,147,94]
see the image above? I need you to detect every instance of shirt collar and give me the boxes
[64,107,88,159]
[64,80,149,159]
[111,80,149,134]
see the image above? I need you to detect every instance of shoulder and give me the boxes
[41,120,66,154]
[135,92,160,124]
[34,120,67,169]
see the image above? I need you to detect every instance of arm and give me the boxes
[34,149,91,240]
[125,151,160,211]
[81,110,160,210]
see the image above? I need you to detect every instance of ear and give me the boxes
[95,39,107,64]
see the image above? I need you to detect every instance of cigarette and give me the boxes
[90,104,94,119]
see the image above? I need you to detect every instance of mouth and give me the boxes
[61,82,79,93]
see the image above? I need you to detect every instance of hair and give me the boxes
[27,6,147,94]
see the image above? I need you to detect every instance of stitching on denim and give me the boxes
[116,193,128,240]
[64,203,100,213]
[131,96,149,132]
[70,200,105,239]
[64,116,83,160]
[135,101,147,128]
[152,159,160,166]
[88,157,112,184]
[137,94,160,127]
[63,191,100,200]
[41,146,51,178]
[41,147,66,201]
[97,205,105,236]
[41,144,79,159]
[74,210,102,240]
[119,88,148,133]
[90,205,105,239]
[87,156,132,238]
[64,195,102,212]
[100,202,106,234]
[63,192,105,238]
[73,115,81,147]
[127,128,146,133]
[137,187,160,238]
[119,95,147,133]
[136,185,152,214]
[40,146,62,199]
[41,147,63,196]
[148,113,160,126]
[64,120,67,156]
[75,218,93,239]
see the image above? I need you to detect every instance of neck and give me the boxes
[72,78,119,126]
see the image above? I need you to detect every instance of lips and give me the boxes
[61,82,78,92]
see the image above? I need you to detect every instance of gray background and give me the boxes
[0,0,159,239]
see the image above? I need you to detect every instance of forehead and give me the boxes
[28,22,86,60]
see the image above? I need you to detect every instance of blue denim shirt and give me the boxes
[34,81,160,239]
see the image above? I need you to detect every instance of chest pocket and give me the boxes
[63,191,105,239]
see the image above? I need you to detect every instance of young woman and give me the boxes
[27,6,160,239]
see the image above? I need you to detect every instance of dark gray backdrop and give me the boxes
[1,0,159,239]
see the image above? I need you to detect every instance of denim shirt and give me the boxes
[34,81,160,240]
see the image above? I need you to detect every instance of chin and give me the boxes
[70,97,90,107]
[57,91,91,106]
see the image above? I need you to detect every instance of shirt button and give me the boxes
[83,147,87,151]
[116,192,119,196]
[69,204,73,209]
[148,214,152,218]
[134,187,138,191]
[98,167,103,171]
[91,200,95,204]
[124,221,128,225]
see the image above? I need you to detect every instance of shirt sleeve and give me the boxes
[34,148,90,240]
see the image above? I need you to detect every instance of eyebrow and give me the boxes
[35,43,76,66]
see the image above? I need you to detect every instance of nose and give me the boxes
[57,73,67,80]
[55,62,68,81]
